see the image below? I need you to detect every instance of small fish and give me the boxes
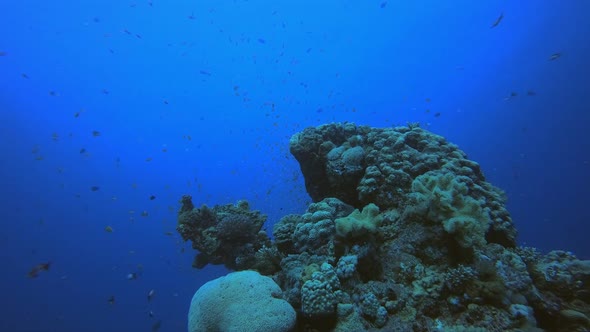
[549,52,561,61]
[145,157,152,162]
[491,12,504,28]
[92,130,101,137]
[164,231,173,236]
[108,295,115,305]
[0,51,6,56]
[147,289,155,302]
[104,225,113,233]
[257,38,266,44]
[152,320,162,332]
[28,262,51,278]
[510,91,518,97]
[141,211,149,217]
[188,12,196,20]
[425,98,431,102]
[199,70,211,76]
[380,1,387,8]
[149,310,154,318]
[127,273,137,280]
[21,73,29,79]
[434,112,441,117]
[49,90,58,96]
[79,148,86,154]
[90,186,100,192]
[527,90,536,96]
[135,34,142,39]
[74,112,80,118]
[149,195,156,200]
[101,89,109,94]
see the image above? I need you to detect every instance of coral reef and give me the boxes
[177,197,273,270]
[179,123,590,332]
[188,270,296,332]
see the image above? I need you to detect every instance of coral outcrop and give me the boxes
[179,123,590,332]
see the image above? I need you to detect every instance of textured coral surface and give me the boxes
[180,123,590,332]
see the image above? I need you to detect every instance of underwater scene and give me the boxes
[1,1,589,331]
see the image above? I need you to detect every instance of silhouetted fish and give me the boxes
[491,12,504,28]
[28,262,51,278]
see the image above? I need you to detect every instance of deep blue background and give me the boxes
[1,1,589,331]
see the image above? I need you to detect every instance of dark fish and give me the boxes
[149,195,156,200]
[434,112,441,117]
[491,12,504,28]
[527,90,536,96]
[257,38,266,44]
[92,130,101,137]
[0,51,6,56]
[49,90,57,96]
[151,320,162,332]
[380,1,387,8]
[79,148,86,154]
[316,108,323,113]
[199,70,211,76]
[510,91,518,97]
[93,17,100,23]
[123,29,132,35]
[101,89,109,94]
[90,186,100,191]
[21,73,29,79]
[28,262,51,278]
[188,12,196,20]
[135,34,142,39]
[149,310,154,318]
[549,52,561,61]
[108,295,115,305]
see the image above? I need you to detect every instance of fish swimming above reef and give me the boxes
[28,262,51,278]
[549,52,561,61]
[491,12,504,28]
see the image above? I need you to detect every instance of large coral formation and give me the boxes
[179,123,590,332]
[177,197,274,270]
[188,270,296,332]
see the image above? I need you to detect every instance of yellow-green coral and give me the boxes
[412,172,491,248]
[335,203,383,238]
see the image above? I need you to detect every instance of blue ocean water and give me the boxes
[1,1,589,331]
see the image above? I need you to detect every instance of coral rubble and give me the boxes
[179,123,590,332]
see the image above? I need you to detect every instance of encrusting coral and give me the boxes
[179,123,590,332]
